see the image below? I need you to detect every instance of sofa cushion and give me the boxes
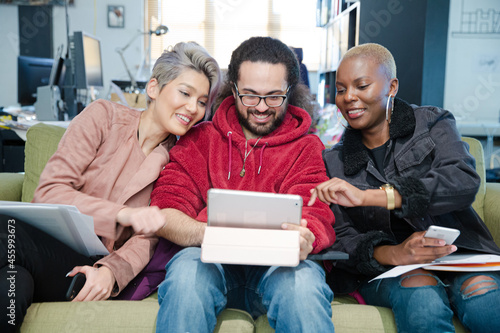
[0,172,24,201]
[215,309,256,333]
[22,298,159,333]
[22,298,256,333]
[253,300,469,333]
[22,123,66,203]
[252,301,398,333]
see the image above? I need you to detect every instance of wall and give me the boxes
[358,0,425,105]
[0,5,21,107]
[357,0,450,107]
[443,0,500,126]
[0,0,144,107]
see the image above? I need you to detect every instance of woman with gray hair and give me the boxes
[1,41,220,332]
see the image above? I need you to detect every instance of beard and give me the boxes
[236,103,287,137]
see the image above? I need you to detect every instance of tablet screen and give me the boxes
[207,189,302,229]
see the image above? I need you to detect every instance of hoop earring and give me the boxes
[386,94,394,123]
[336,110,349,129]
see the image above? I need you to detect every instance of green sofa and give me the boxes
[1,123,500,333]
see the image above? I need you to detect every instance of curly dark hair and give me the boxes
[213,37,313,117]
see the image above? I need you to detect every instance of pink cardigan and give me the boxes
[33,99,176,295]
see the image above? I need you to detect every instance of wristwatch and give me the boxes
[379,184,395,210]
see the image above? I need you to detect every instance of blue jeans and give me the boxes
[359,271,500,333]
[155,247,334,333]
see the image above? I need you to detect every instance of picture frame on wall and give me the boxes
[0,0,74,4]
[108,5,124,28]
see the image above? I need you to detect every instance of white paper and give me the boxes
[369,264,429,282]
[0,201,109,257]
[369,253,500,282]
[433,253,500,264]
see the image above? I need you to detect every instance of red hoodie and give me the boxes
[150,96,335,253]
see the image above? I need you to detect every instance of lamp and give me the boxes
[115,24,168,92]
[152,24,168,36]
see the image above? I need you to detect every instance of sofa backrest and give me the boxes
[462,137,486,221]
[20,126,489,222]
[22,123,66,202]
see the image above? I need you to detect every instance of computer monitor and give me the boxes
[71,31,104,90]
[17,55,54,106]
[49,56,65,87]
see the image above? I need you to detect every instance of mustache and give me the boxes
[247,109,275,117]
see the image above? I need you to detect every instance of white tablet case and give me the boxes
[202,189,302,266]
[201,227,300,267]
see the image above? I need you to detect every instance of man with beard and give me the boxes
[150,37,336,333]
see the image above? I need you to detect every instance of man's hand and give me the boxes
[116,206,165,235]
[67,265,116,302]
[282,219,315,260]
[308,177,365,207]
[374,231,457,266]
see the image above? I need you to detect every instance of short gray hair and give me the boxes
[146,42,221,117]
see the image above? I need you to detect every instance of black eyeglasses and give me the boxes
[233,83,289,107]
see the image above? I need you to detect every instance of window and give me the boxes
[146,0,321,71]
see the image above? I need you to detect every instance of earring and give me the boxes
[336,109,349,129]
[339,119,348,129]
[386,94,394,123]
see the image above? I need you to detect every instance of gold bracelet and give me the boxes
[379,184,395,210]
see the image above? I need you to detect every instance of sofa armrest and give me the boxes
[484,182,500,246]
[0,173,24,202]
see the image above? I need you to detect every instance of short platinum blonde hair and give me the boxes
[342,43,397,80]
[146,41,221,117]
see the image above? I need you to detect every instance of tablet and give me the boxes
[207,189,302,229]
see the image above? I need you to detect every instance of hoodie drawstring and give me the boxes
[227,131,267,179]
[227,131,232,180]
[258,143,267,175]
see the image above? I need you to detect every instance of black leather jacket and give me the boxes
[323,98,500,293]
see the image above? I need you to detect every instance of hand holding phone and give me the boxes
[66,273,86,301]
[424,225,460,245]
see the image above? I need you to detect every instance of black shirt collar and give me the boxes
[341,97,416,176]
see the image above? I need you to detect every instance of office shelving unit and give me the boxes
[316,0,450,108]
[316,0,359,107]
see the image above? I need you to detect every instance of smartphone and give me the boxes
[66,273,86,301]
[424,225,460,245]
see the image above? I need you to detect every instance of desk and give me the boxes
[8,121,70,141]
[0,129,25,172]
[457,122,500,169]
[0,121,69,172]
[110,92,147,109]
